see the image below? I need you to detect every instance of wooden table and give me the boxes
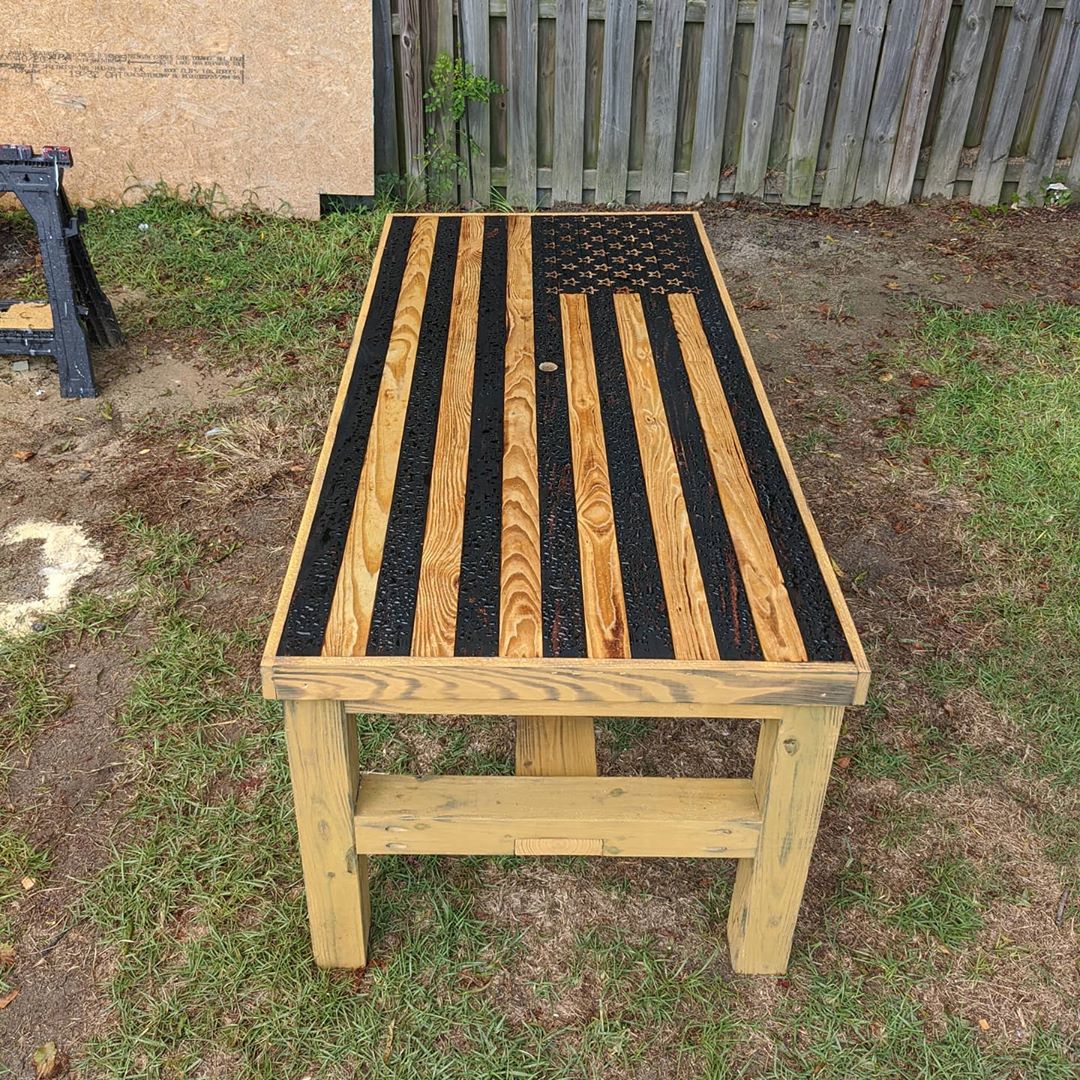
[262,211,869,975]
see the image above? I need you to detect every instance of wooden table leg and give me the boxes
[516,716,597,776]
[284,698,370,969]
[727,705,843,974]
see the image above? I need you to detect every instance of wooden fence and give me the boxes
[372,0,1080,209]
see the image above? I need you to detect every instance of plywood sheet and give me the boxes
[1,2,373,218]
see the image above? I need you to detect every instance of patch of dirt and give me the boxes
[0,642,134,1076]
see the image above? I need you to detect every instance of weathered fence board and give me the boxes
[821,0,890,206]
[399,0,426,198]
[378,0,1080,208]
[507,0,539,205]
[642,0,690,202]
[688,0,739,200]
[970,0,1048,202]
[736,0,792,196]
[886,0,954,203]
[855,0,925,203]
[1018,0,1080,198]
[459,0,492,204]
[922,0,997,195]
[553,0,589,202]
[784,0,842,203]
[597,0,639,202]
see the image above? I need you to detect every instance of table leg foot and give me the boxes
[727,705,843,974]
[516,716,598,776]
[284,698,370,969]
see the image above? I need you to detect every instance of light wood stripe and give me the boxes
[668,292,807,663]
[323,215,438,656]
[499,216,544,657]
[412,216,485,656]
[614,293,720,661]
[560,293,629,659]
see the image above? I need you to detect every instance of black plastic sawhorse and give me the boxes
[0,145,122,397]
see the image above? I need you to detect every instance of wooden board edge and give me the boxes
[689,211,871,684]
[261,213,398,679]
[386,210,702,217]
[264,654,866,712]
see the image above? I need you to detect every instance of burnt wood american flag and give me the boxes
[268,213,865,697]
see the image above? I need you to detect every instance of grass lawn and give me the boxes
[0,195,1077,1078]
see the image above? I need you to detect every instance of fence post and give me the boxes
[373,0,400,184]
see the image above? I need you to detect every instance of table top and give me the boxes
[263,212,868,716]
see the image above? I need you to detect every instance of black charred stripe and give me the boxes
[365,216,461,656]
[532,216,586,658]
[278,215,415,656]
[454,216,508,656]
[642,293,763,660]
[587,292,674,659]
[675,218,850,661]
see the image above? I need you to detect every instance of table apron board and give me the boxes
[264,656,867,713]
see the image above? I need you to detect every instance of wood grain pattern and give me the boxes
[614,293,719,661]
[885,0,953,206]
[267,655,867,713]
[853,0,925,205]
[642,0,689,204]
[688,214,869,685]
[1017,0,1080,201]
[687,0,738,201]
[820,0,889,207]
[354,773,762,857]
[922,0,997,197]
[284,698,369,968]
[508,0,540,205]
[323,216,437,657]
[783,0,842,205]
[399,0,426,198]
[553,0,589,203]
[596,0,638,203]
[668,292,806,662]
[970,0,1048,204]
[500,216,543,658]
[262,217,396,668]
[516,716,598,774]
[269,213,869,717]
[727,705,843,973]
[735,0,792,197]
[413,216,484,656]
[459,0,493,205]
[560,293,630,659]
